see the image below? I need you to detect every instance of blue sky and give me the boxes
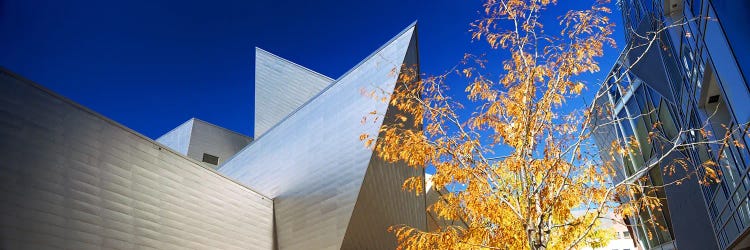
[1,0,623,139]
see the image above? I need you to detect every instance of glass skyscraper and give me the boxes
[593,0,750,249]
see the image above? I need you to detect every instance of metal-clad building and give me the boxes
[156,118,253,168]
[0,22,428,249]
[219,24,425,250]
[253,47,333,139]
[0,69,275,249]
[592,1,750,249]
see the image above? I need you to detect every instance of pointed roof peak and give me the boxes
[254,47,333,81]
[333,22,417,82]
[407,20,418,29]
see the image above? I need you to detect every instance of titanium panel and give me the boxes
[0,69,274,249]
[219,24,418,249]
[157,118,253,168]
[340,157,426,249]
[155,119,194,155]
[254,48,333,138]
[340,32,426,248]
[186,119,253,168]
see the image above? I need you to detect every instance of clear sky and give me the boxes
[1,0,623,139]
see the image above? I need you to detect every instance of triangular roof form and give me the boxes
[156,118,253,168]
[340,29,425,249]
[155,118,194,155]
[254,48,333,138]
[219,23,423,249]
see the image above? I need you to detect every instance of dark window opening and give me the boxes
[708,95,720,104]
[202,153,219,165]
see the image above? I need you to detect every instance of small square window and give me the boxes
[707,95,720,104]
[202,153,219,165]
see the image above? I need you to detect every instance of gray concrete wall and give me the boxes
[0,69,274,249]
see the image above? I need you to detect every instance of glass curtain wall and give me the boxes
[613,0,750,248]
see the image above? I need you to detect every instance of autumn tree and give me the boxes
[582,226,615,250]
[360,0,741,249]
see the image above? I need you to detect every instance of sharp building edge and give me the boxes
[0,21,433,250]
[0,69,274,249]
[157,118,253,169]
[254,48,333,139]
[155,118,194,155]
[340,26,426,249]
[219,24,421,249]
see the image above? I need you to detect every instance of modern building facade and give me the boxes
[156,118,253,169]
[218,23,424,250]
[592,0,750,249]
[0,23,428,249]
[0,69,275,249]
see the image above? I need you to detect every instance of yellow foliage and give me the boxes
[355,0,673,249]
[583,227,616,249]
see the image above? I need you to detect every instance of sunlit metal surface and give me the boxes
[0,22,427,250]
[157,118,253,168]
[219,24,423,249]
[0,69,274,249]
[254,48,332,138]
[155,118,193,155]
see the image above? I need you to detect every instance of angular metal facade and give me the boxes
[0,69,274,249]
[219,24,424,249]
[339,32,426,249]
[0,22,428,250]
[254,48,333,139]
[157,118,253,168]
[155,119,193,155]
